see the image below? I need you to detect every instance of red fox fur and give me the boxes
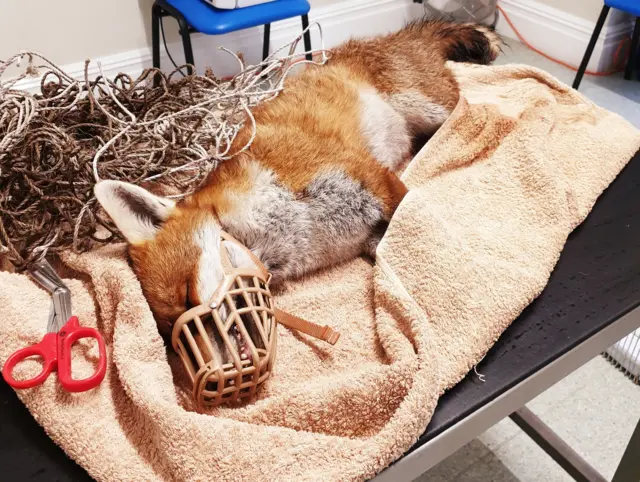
[95,19,502,336]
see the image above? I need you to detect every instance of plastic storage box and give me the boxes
[203,0,276,8]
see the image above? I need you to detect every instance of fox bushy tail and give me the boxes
[407,18,503,65]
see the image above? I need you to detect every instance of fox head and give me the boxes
[94,180,256,337]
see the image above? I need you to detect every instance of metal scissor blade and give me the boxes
[30,259,65,287]
[45,299,59,333]
[29,259,73,332]
[29,265,61,295]
[51,289,72,332]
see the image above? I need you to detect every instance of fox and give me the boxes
[94,19,502,339]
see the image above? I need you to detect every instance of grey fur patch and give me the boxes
[388,91,451,137]
[219,170,383,284]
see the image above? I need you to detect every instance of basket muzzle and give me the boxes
[171,232,277,407]
[171,231,340,408]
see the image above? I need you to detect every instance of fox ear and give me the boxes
[94,180,175,244]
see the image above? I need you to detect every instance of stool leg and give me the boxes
[152,4,162,71]
[573,5,610,90]
[301,14,312,61]
[263,23,271,62]
[177,17,195,75]
[624,17,640,80]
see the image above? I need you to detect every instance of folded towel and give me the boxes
[1,63,639,482]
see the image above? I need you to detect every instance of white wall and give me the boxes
[0,0,341,66]
[4,0,423,89]
[2,0,625,82]
[0,0,154,65]
[536,0,604,20]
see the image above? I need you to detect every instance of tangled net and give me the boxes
[0,24,329,270]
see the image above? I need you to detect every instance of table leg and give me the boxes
[612,416,640,482]
[510,407,607,482]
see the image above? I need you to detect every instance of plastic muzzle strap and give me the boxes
[223,232,341,346]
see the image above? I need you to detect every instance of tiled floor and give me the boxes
[414,39,640,482]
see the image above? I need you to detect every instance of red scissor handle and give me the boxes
[2,317,107,392]
[56,316,107,392]
[2,332,58,389]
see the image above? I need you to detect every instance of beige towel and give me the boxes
[1,63,639,482]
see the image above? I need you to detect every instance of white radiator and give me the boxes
[605,328,640,384]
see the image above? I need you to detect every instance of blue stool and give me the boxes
[573,0,640,89]
[151,0,312,75]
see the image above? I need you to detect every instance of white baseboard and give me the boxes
[496,0,634,73]
[11,0,423,91]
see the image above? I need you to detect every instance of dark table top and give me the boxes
[413,149,640,448]
[2,151,639,482]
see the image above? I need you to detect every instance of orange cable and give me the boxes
[497,4,629,77]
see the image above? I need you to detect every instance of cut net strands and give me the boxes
[0,23,330,270]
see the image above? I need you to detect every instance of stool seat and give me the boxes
[151,0,312,78]
[164,0,311,35]
[605,0,640,17]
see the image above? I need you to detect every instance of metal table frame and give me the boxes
[374,306,640,482]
